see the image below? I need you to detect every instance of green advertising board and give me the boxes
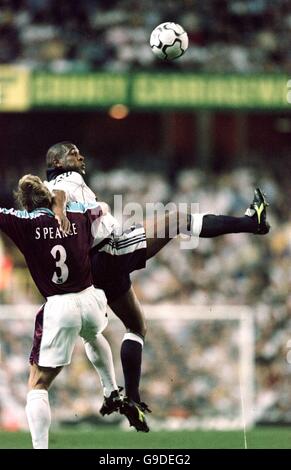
[132,73,290,109]
[31,72,128,107]
[0,66,290,111]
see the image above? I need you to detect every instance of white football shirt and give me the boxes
[45,171,97,204]
[45,171,121,245]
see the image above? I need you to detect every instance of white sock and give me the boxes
[122,332,144,347]
[25,389,51,449]
[191,213,208,237]
[83,333,118,397]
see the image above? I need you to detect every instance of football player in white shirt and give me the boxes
[45,142,151,432]
[45,141,270,433]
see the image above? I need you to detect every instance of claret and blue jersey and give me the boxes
[0,202,102,299]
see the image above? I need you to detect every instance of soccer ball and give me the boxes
[150,22,189,60]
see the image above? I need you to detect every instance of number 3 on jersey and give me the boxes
[51,245,69,284]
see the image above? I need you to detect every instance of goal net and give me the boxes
[0,304,254,431]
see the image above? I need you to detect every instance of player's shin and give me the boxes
[121,333,144,403]
[177,212,256,238]
[25,389,51,449]
[83,333,118,396]
[199,214,256,237]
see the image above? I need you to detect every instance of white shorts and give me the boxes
[30,286,107,368]
[90,224,147,302]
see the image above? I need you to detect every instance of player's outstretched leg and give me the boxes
[145,187,270,259]
[200,187,270,237]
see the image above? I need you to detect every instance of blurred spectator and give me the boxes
[0,239,13,303]
[1,0,291,72]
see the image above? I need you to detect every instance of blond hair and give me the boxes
[15,175,52,211]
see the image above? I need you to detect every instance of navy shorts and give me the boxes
[90,225,147,303]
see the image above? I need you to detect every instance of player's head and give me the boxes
[16,174,53,211]
[46,142,85,175]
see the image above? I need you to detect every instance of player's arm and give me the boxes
[87,205,120,248]
[0,208,26,248]
[97,201,109,215]
[51,189,71,234]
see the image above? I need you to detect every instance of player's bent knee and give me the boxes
[28,363,62,390]
[128,321,147,338]
[28,374,49,390]
[141,323,147,338]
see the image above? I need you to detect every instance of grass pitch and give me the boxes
[0,426,290,449]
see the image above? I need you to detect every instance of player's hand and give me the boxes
[55,212,71,234]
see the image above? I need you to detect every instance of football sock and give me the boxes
[121,333,144,403]
[25,389,51,449]
[169,212,256,238]
[199,214,257,237]
[83,333,118,397]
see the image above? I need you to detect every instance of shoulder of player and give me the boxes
[51,171,84,186]
[0,207,54,219]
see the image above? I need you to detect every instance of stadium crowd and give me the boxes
[1,0,291,72]
[0,166,290,429]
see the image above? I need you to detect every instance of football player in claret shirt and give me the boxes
[45,142,270,433]
[0,174,123,448]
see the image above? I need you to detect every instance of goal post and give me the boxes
[0,304,255,431]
